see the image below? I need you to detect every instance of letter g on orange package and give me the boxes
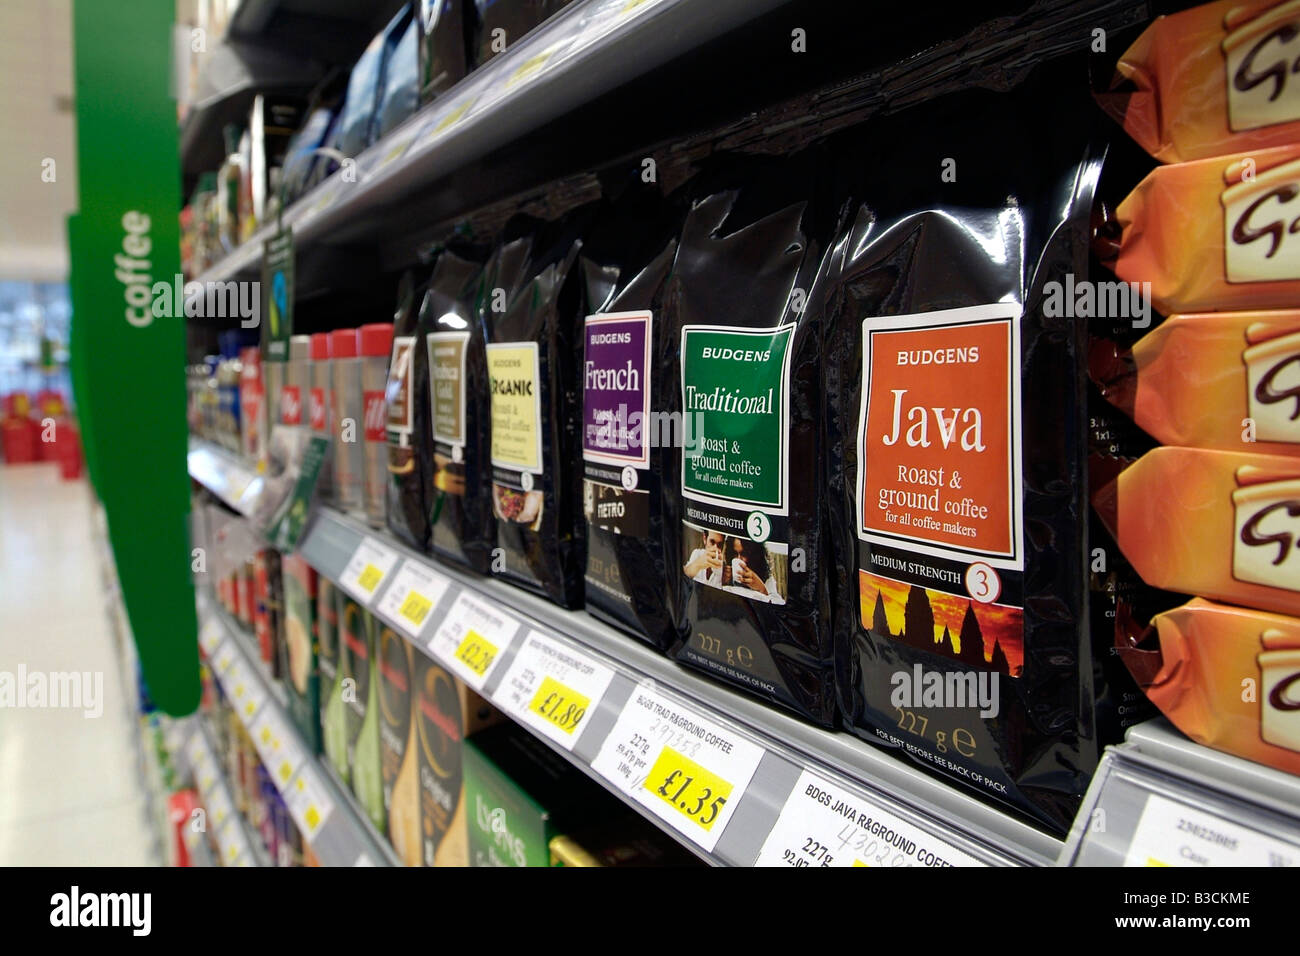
[1111,143,1300,315]
[1098,0,1300,164]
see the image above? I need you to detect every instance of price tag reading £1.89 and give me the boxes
[427,592,519,692]
[377,560,450,639]
[286,764,335,840]
[1124,793,1299,867]
[592,683,764,853]
[340,537,400,604]
[756,769,986,868]
[491,630,615,751]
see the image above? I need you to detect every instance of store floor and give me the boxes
[0,463,156,865]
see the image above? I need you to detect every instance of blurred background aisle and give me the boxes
[0,463,156,865]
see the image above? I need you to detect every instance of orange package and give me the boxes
[1120,597,1300,777]
[1113,143,1300,314]
[1098,0,1300,163]
[1095,446,1300,616]
[1091,310,1300,454]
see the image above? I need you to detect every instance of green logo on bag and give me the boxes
[680,324,793,511]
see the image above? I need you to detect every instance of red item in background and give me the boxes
[168,789,202,867]
[1,416,38,464]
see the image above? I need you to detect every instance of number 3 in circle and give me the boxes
[746,511,771,543]
[965,562,1000,604]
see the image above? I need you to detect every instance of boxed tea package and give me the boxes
[377,625,419,865]
[481,210,592,607]
[340,599,385,834]
[425,245,495,574]
[664,155,842,724]
[280,554,321,753]
[1096,446,1300,617]
[1119,597,1300,777]
[1110,143,1300,316]
[578,185,685,649]
[823,71,1141,832]
[418,0,470,103]
[464,723,607,867]
[318,578,344,767]
[1091,310,1300,456]
[386,272,433,550]
[413,649,502,867]
[1097,0,1300,164]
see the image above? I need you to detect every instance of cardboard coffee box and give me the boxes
[413,649,502,867]
[280,554,320,753]
[377,625,420,866]
[339,597,384,834]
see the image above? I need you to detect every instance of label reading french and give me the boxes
[583,311,651,466]
[756,769,986,867]
[858,304,1022,565]
[377,560,450,639]
[492,630,615,750]
[592,683,764,852]
[428,331,469,449]
[1125,792,1299,867]
[487,342,542,474]
[681,324,793,511]
[427,591,518,691]
[340,537,400,603]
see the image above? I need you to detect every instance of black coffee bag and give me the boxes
[386,271,432,550]
[481,210,592,607]
[823,69,1125,833]
[424,245,495,574]
[578,186,684,650]
[664,155,842,725]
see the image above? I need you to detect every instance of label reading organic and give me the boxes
[487,342,542,475]
[340,537,400,603]
[756,769,986,867]
[680,324,794,606]
[492,630,615,750]
[1124,792,1299,866]
[583,312,652,538]
[857,304,1025,676]
[377,560,450,639]
[427,591,519,691]
[592,683,764,852]
[428,331,469,454]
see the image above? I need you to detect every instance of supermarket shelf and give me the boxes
[182,722,269,867]
[294,504,1064,867]
[1060,719,1300,866]
[188,437,262,516]
[197,594,397,866]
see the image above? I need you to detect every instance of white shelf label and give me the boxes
[377,560,451,639]
[222,658,268,722]
[286,764,335,841]
[186,735,209,774]
[198,620,224,657]
[491,630,615,751]
[206,785,235,834]
[756,769,986,868]
[212,643,238,676]
[592,683,764,853]
[249,707,307,789]
[340,537,401,604]
[427,591,519,692]
[1125,793,1299,867]
[216,821,250,867]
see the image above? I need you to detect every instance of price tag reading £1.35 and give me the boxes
[756,769,986,868]
[592,683,764,853]
[427,592,519,692]
[377,560,450,639]
[491,630,615,751]
[340,537,400,604]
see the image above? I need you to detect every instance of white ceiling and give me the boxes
[0,0,76,282]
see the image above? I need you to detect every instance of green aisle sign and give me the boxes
[68,0,199,715]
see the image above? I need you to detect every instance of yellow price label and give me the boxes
[1146,857,1170,867]
[233,683,246,698]
[295,777,306,793]
[621,0,652,12]
[853,859,868,867]
[260,727,272,744]
[244,700,256,717]
[226,844,239,862]
[455,630,498,677]
[305,806,321,830]
[434,100,472,134]
[507,52,551,88]
[645,746,733,832]
[399,589,433,628]
[528,676,589,735]
[278,761,292,782]
[200,774,214,791]
[357,563,383,592]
